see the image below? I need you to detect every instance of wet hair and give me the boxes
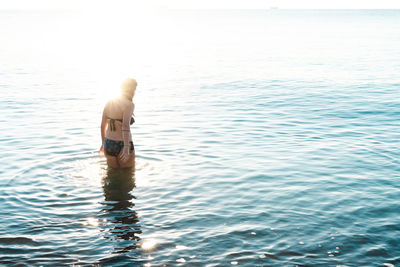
[121,78,137,100]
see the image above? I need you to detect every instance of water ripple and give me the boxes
[1,9,400,266]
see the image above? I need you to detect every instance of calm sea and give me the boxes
[1,9,399,266]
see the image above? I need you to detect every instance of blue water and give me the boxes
[1,9,400,266]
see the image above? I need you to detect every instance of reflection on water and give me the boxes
[100,167,141,254]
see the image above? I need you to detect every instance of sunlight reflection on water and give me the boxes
[83,217,99,227]
[140,239,157,252]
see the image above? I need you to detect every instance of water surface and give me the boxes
[1,9,400,266]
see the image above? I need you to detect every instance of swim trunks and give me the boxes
[104,138,134,157]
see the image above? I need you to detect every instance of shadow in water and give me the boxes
[100,167,141,254]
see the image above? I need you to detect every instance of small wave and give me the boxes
[0,237,39,245]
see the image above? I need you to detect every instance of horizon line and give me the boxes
[1,7,400,11]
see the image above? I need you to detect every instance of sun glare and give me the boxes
[140,239,157,252]
[83,217,99,227]
[58,1,167,101]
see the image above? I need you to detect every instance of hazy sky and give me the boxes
[1,0,400,10]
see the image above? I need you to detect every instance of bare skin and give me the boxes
[100,96,135,168]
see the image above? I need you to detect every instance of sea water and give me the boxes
[0,9,399,266]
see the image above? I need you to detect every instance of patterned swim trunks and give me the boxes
[104,138,134,157]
